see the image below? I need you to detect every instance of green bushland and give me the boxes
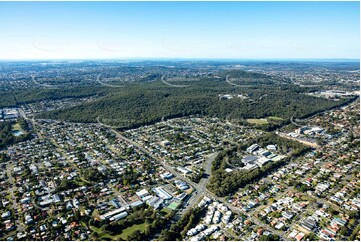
[207,132,311,197]
[31,72,355,130]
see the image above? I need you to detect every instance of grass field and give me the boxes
[168,202,180,210]
[119,222,148,240]
[161,207,174,215]
[11,122,26,136]
[246,118,269,125]
[12,123,21,131]
[90,222,149,240]
[267,116,285,121]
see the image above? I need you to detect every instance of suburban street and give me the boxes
[5,163,25,233]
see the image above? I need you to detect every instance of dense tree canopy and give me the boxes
[207,133,311,196]
[0,120,32,149]
[34,77,355,130]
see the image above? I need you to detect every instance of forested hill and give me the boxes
[37,78,355,129]
[0,86,112,108]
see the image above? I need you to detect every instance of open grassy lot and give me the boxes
[161,207,174,215]
[267,116,285,121]
[90,222,149,240]
[12,123,22,131]
[11,122,26,135]
[118,222,148,240]
[246,118,269,125]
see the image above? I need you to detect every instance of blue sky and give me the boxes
[0,1,359,60]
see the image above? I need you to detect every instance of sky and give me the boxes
[0,1,359,60]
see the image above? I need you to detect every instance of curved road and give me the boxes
[95,74,124,88]
[31,75,59,89]
[161,75,193,88]
[225,74,252,88]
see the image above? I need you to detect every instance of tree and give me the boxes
[328,207,339,216]
[305,232,318,241]
[347,210,360,220]
[127,230,144,241]
[158,229,175,241]
[339,226,349,236]
[259,235,269,241]
[92,232,99,240]
[349,225,360,241]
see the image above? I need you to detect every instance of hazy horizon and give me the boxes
[0,58,359,62]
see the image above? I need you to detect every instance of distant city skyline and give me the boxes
[0,1,359,60]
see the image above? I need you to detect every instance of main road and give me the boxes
[179,152,218,216]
